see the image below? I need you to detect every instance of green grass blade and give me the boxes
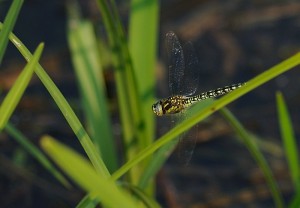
[123,183,161,208]
[34,66,110,178]
[0,43,44,129]
[138,138,177,189]
[76,195,99,208]
[40,136,138,208]
[4,122,71,188]
[129,0,159,154]
[95,0,147,183]
[138,100,212,188]
[276,91,300,190]
[220,108,284,208]
[67,9,117,172]
[0,0,23,64]
[141,99,282,188]
[0,22,110,178]
[128,0,159,190]
[289,191,300,208]
[112,52,300,180]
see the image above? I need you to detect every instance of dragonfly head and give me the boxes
[152,101,164,116]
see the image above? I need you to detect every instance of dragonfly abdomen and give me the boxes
[186,83,246,104]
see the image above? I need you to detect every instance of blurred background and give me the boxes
[1,0,300,207]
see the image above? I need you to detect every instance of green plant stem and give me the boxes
[276,92,300,190]
[0,22,110,178]
[220,108,284,208]
[112,52,300,181]
[128,0,159,190]
[95,0,147,183]
[0,0,23,64]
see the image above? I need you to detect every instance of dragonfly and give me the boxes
[152,31,245,162]
[152,83,245,116]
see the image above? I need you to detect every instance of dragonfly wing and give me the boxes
[166,31,185,95]
[177,108,198,165]
[182,41,199,96]
[165,32,198,165]
[177,42,199,164]
[177,130,197,165]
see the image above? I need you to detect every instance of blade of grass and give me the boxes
[128,0,159,189]
[220,107,284,208]
[138,99,212,188]
[276,91,300,190]
[289,191,300,208]
[140,99,283,189]
[67,7,117,172]
[0,22,110,178]
[95,0,147,183]
[0,43,44,129]
[40,136,138,208]
[76,195,99,208]
[4,122,71,188]
[138,137,177,189]
[0,0,23,64]
[122,182,161,208]
[244,133,283,157]
[129,0,159,155]
[112,52,300,180]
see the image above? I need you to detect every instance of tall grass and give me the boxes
[1,0,300,207]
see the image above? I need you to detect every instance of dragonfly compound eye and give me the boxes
[152,102,163,116]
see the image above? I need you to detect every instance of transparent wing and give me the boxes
[182,42,199,96]
[166,31,185,95]
[166,35,200,165]
[177,41,199,164]
[176,108,198,165]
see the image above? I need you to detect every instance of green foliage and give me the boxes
[40,135,138,208]
[0,0,23,64]
[0,43,43,129]
[276,92,300,208]
[220,108,284,208]
[67,9,117,172]
[1,23,110,178]
[277,92,299,190]
[5,123,70,187]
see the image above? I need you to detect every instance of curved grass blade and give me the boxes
[128,0,159,185]
[0,43,44,129]
[67,9,117,172]
[139,99,211,188]
[289,191,300,208]
[40,136,138,208]
[0,0,23,64]
[220,108,284,208]
[112,52,300,181]
[5,122,71,188]
[95,0,148,184]
[76,194,99,208]
[276,91,300,190]
[122,182,161,208]
[0,22,110,178]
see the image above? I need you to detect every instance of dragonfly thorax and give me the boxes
[152,95,189,116]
